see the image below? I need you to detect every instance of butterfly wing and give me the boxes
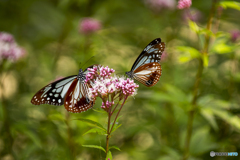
[64,65,101,113]
[131,38,165,71]
[133,62,162,87]
[31,75,77,106]
[127,38,165,87]
[64,78,95,113]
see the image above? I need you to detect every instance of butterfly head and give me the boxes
[125,71,133,79]
[77,69,86,82]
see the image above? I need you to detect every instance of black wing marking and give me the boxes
[131,38,165,71]
[31,75,77,106]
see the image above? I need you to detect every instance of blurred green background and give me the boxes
[1,0,240,159]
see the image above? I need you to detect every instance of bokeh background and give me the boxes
[1,0,240,159]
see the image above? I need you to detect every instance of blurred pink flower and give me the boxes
[0,32,25,62]
[79,18,102,35]
[145,0,176,12]
[177,0,192,9]
[161,51,168,61]
[182,8,202,22]
[230,30,240,42]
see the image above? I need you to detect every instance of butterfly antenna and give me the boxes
[81,56,95,69]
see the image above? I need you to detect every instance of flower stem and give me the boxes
[106,112,111,157]
[109,96,128,134]
[105,96,128,157]
[182,1,217,160]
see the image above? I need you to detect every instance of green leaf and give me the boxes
[12,124,42,148]
[153,84,192,111]
[199,28,214,37]
[106,151,112,160]
[177,46,201,63]
[109,145,121,151]
[200,108,218,131]
[188,21,199,33]
[212,109,240,130]
[111,124,122,133]
[211,42,233,54]
[48,113,64,121]
[93,108,107,114]
[220,1,240,11]
[82,145,106,153]
[189,127,218,154]
[76,118,107,132]
[83,128,107,136]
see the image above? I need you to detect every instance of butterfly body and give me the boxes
[31,65,99,113]
[126,38,165,87]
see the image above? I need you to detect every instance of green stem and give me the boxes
[105,96,128,158]
[106,112,111,157]
[182,1,217,160]
[109,96,128,134]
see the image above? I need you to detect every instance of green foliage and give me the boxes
[220,1,240,11]
[82,145,106,153]
[76,118,107,133]
[106,151,112,160]
[1,0,240,159]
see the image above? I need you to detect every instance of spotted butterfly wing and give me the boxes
[126,38,165,87]
[31,65,99,113]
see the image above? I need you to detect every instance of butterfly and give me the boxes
[126,38,165,87]
[31,65,100,113]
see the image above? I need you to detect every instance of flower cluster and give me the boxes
[79,18,102,35]
[115,78,138,96]
[177,0,192,9]
[85,66,139,111]
[0,32,25,62]
[101,101,114,109]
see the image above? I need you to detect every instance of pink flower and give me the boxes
[177,0,192,9]
[230,30,240,43]
[161,51,168,61]
[145,0,176,12]
[79,18,102,35]
[182,8,202,22]
[86,66,139,111]
[0,32,25,62]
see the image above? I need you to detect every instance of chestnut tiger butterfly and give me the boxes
[31,65,100,113]
[126,38,165,87]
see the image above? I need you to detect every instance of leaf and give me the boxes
[106,151,112,160]
[76,118,107,132]
[153,84,192,111]
[48,113,64,121]
[177,46,201,63]
[93,108,107,114]
[111,124,122,133]
[189,127,218,154]
[212,109,240,130]
[198,96,240,130]
[82,145,106,153]
[200,108,218,131]
[199,28,214,37]
[109,145,121,151]
[211,42,233,54]
[188,21,199,33]
[220,1,240,11]
[83,128,107,136]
